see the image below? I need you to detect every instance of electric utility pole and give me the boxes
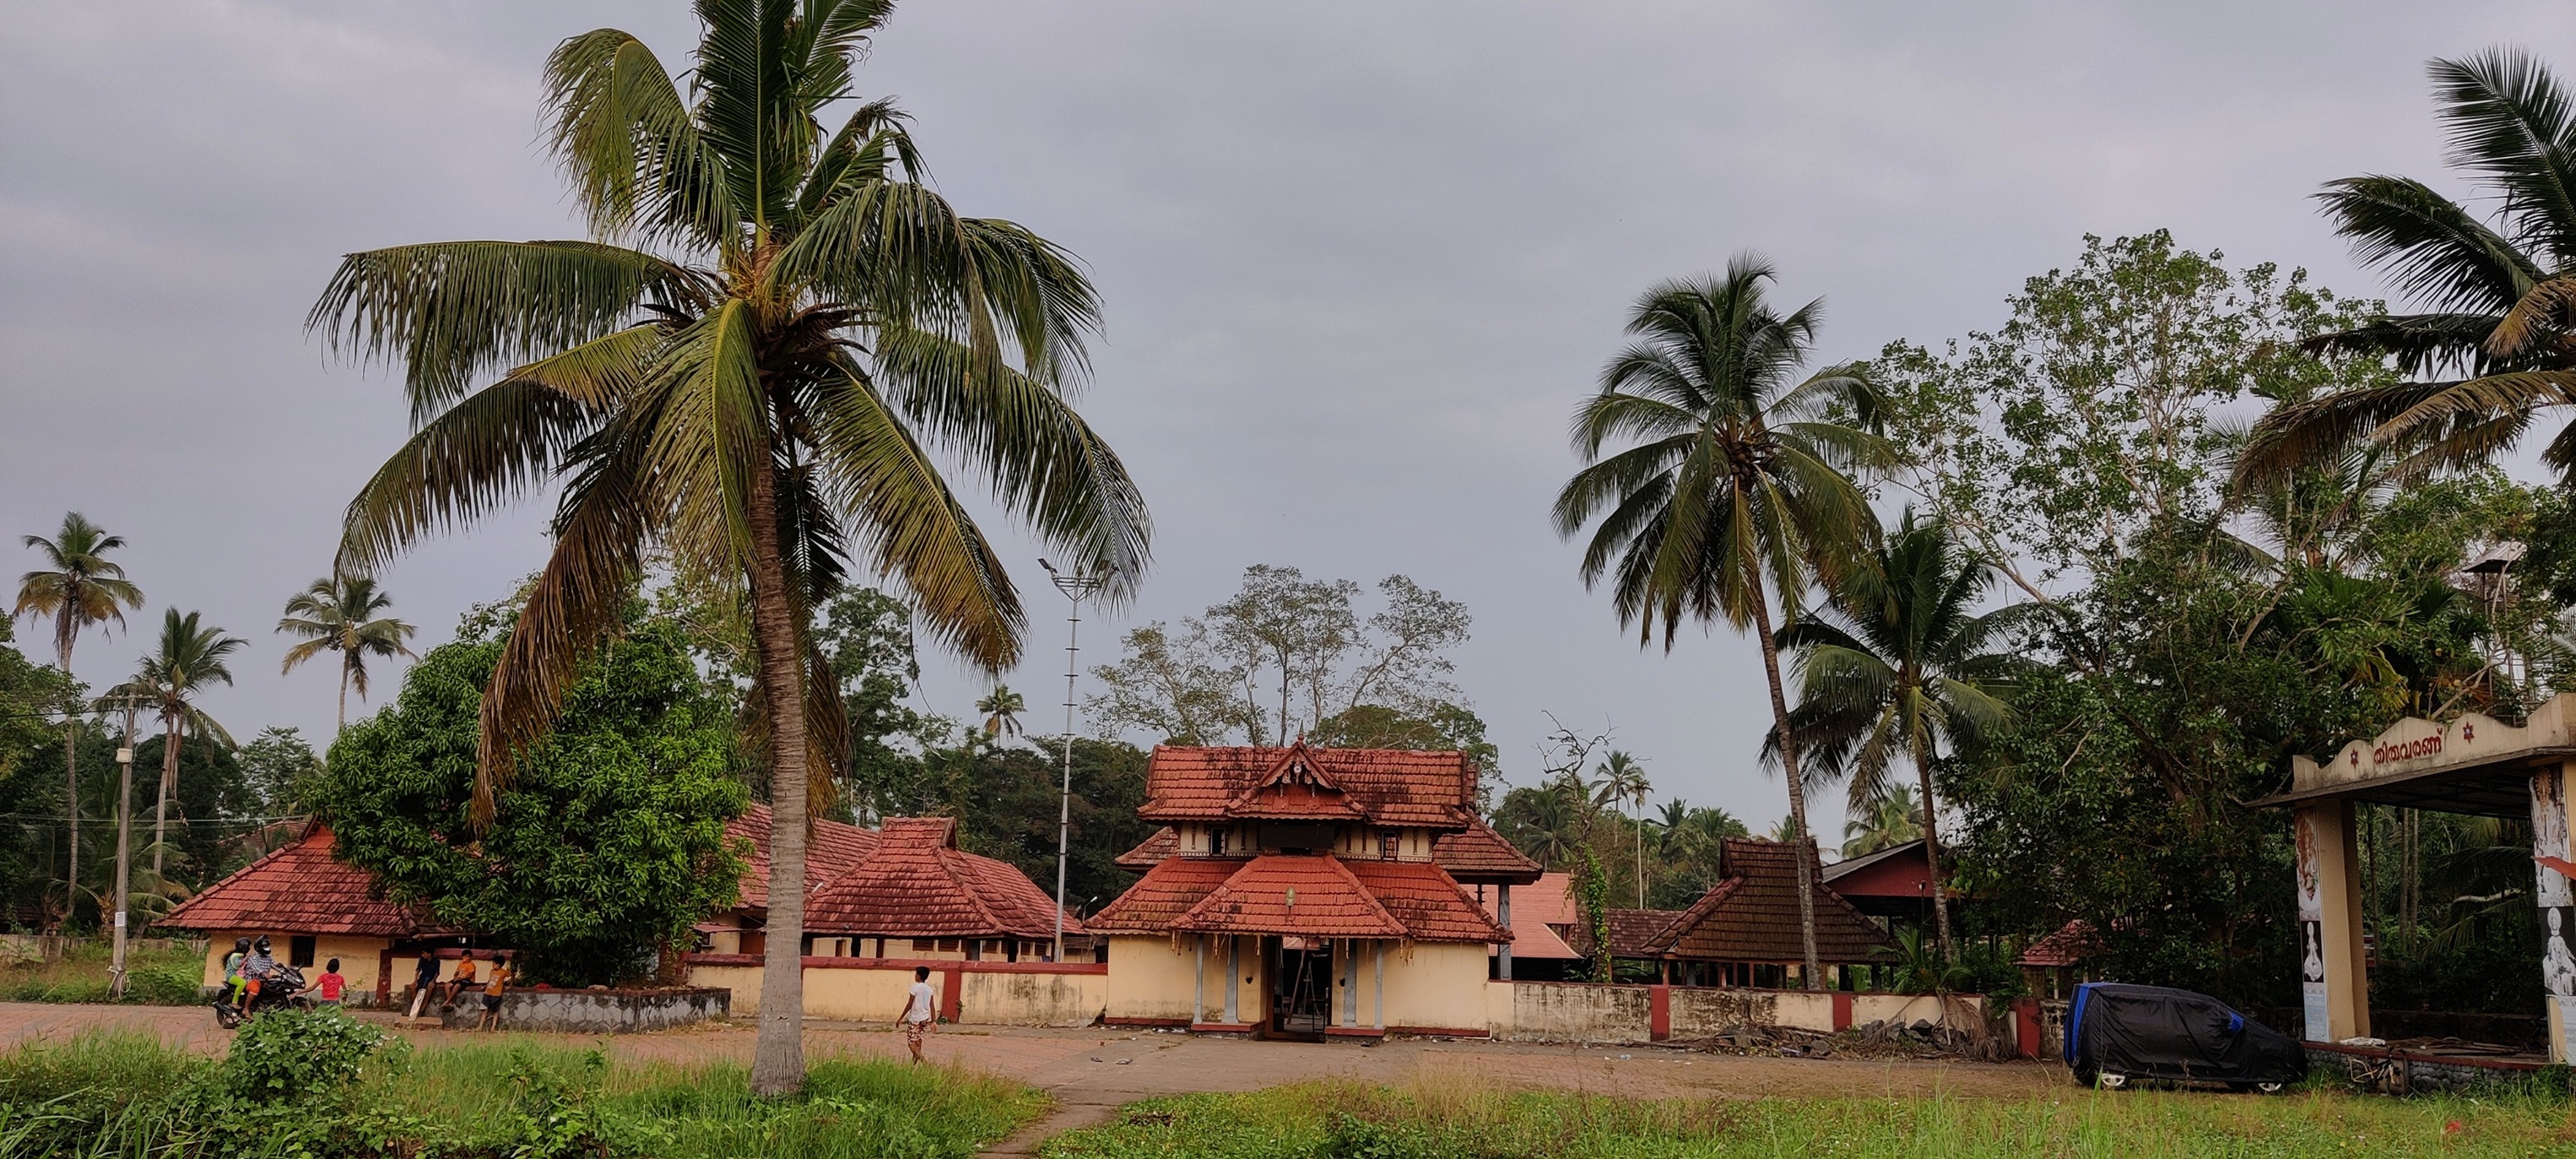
[108,693,137,998]
[1041,559,1106,964]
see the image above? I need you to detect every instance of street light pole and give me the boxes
[109,693,136,999]
[1041,560,1106,964]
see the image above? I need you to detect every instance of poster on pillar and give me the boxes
[2293,807,2328,1043]
[2535,766,2576,1061]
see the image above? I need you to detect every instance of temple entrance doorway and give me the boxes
[1268,936,1332,1038]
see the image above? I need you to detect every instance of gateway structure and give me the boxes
[1092,742,1524,1037]
[2254,695,2576,1061]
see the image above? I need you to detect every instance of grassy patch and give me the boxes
[0,1026,1045,1157]
[1039,1075,2576,1159]
[0,943,203,1005]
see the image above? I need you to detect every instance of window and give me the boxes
[288,936,316,968]
[1379,831,1400,860]
[912,938,936,954]
[937,938,961,953]
[1209,829,1228,857]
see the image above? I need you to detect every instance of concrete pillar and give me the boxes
[2532,762,2576,1062]
[1193,934,1206,1025]
[1496,884,1513,981]
[2294,799,2369,1043]
[1341,940,1357,1027]
[1372,940,1384,1029]
[1224,936,1240,1025]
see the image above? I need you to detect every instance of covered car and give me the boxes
[2065,983,2308,1090]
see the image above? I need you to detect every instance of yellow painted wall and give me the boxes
[691,964,764,1014]
[1667,988,1781,1037]
[686,961,1104,1026]
[1497,981,1653,1043]
[800,964,928,1021]
[1373,940,1486,1029]
[196,931,395,1001]
[1107,934,1204,1022]
[959,970,1107,1026]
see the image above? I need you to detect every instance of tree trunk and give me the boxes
[152,710,180,879]
[337,658,350,734]
[745,462,814,1098]
[1748,582,1824,989]
[1913,732,1956,961]
[56,631,75,932]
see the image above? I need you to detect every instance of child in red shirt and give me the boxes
[303,959,347,1005]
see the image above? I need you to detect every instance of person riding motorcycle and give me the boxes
[239,936,279,1005]
[222,937,252,1010]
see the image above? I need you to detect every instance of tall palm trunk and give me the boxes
[337,656,351,734]
[1911,728,1955,961]
[745,460,814,1098]
[55,631,76,929]
[152,710,180,878]
[1747,575,1824,990]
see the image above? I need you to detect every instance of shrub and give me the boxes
[223,1006,399,1105]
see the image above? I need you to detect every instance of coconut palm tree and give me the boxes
[113,610,244,879]
[1840,783,1923,858]
[307,1,1148,1095]
[2239,49,2576,486]
[278,574,418,734]
[1594,750,1652,907]
[14,512,144,919]
[1770,510,2027,960]
[977,684,1025,739]
[1552,256,1890,989]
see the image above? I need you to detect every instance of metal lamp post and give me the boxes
[1040,559,1106,964]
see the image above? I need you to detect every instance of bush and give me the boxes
[224,1006,399,1105]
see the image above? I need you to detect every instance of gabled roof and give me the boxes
[1088,857,1241,934]
[804,816,1080,940]
[727,804,879,913]
[1431,818,1544,884]
[160,824,432,937]
[1172,854,1408,938]
[1647,838,1896,964]
[1564,908,1688,960]
[1820,838,1923,883]
[1342,859,1511,942]
[1475,874,1585,960]
[1139,744,1475,828]
[1113,827,1179,869]
[2016,919,2098,967]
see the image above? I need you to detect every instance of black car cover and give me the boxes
[2065,983,2308,1086]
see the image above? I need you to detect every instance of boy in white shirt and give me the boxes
[900,966,937,1063]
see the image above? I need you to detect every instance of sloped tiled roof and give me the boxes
[2016,919,2098,967]
[1172,855,1408,938]
[1475,875,1584,960]
[1648,838,1896,964]
[1113,827,1179,869]
[1140,744,1475,828]
[1088,857,1241,934]
[160,824,430,937]
[1430,817,1542,883]
[1563,907,1689,959]
[1342,859,1511,942]
[727,804,879,913]
[804,816,1080,940]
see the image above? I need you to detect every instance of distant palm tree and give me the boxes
[278,575,417,734]
[14,512,144,920]
[1772,511,2027,960]
[1553,256,1891,989]
[113,610,245,879]
[977,685,1026,739]
[1841,783,1924,858]
[1518,783,1591,869]
[1595,750,1652,907]
[306,0,1147,1095]
[2241,50,2576,487]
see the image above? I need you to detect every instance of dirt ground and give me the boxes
[0,1002,2072,1153]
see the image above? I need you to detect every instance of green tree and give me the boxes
[320,612,745,986]
[1551,256,1890,988]
[307,0,1148,1093]
[0,620,79,925]
[977,685,1026,739]
[2241,50,2576,489]
[1594,750,1651,907]
[1770,511,2027,959]
[277,575,418,734]
[946,738,1153,918]
[14,512,143,924]
[110,610,244,880]
[1840,783,1923,858]
[238,727,325,818]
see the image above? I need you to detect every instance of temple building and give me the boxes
[1091,743,1522,1037]
[800,815,1086,962]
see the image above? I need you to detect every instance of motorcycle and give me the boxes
[212,964,310,1028]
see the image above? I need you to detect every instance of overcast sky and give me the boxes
[5,2,2570,839]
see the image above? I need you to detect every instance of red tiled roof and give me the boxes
[1341,859,1511,942]
[1139,744,1475,829]
[727,804,879,913]
[1648,838,1896,964]
[1474,875,1585,960]
[1113,827,1179,869]
[804,816,1080,940]
[1430,818,1542,883]
[1563,907,1689,959]
[160,824,430,937]
[2016,919,2098,967]
[1173,855,1407,938]
[1088,857,1241,934]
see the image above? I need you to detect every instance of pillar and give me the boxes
[2293,799,2369,1043]
[1224,936,1240,1025]
[1496,884,1513,981]
[1193,934,1206,1025]
[1341,940,1357,1027]
[2533,762,2576,1062]
[1372,940,1384,1030]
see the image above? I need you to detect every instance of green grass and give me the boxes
[0,1029,1047,1158]
[0,944,203,1005]
[1039,1076,2576,1159]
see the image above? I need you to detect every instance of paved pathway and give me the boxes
[0,1003,2069,1151]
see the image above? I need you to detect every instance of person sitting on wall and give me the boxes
[443,950,479,1010]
